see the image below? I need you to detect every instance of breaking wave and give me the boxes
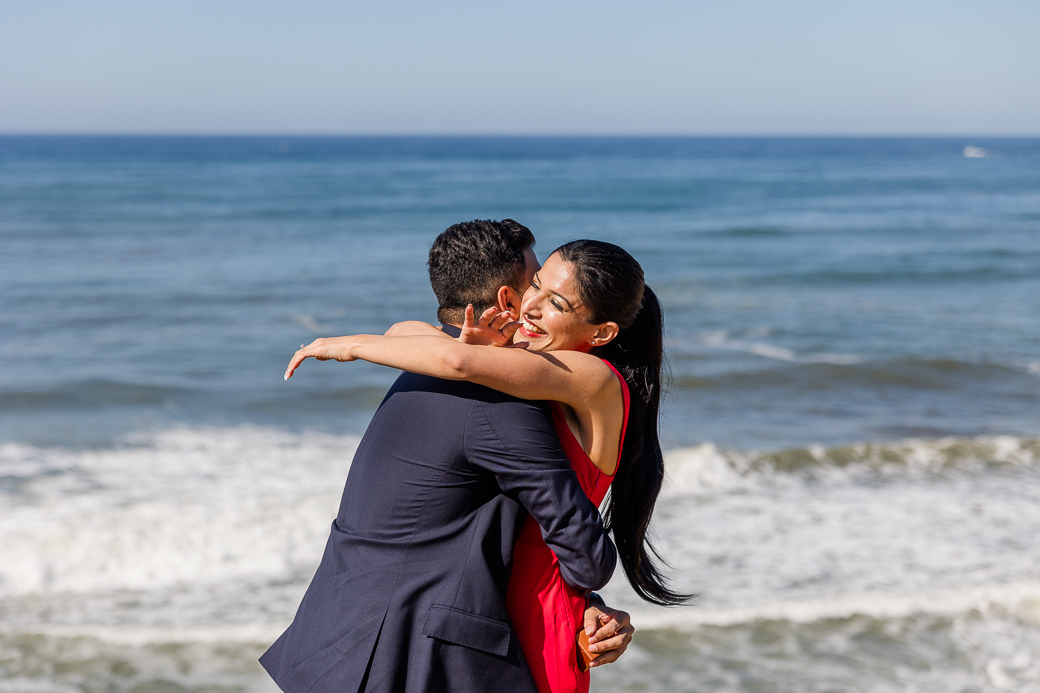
[663,435,1040,496]
[0,426,359,596]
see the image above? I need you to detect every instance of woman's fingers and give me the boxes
[470,306,515,331]
[588,625,634,666]
[589,608,630,642]
[486,311,508,330]
[285,342,323,379]
[588,612,634,665]
[284,337,358,379]
[464,305,479,330]
[588,625,633,655]
[284,350,308,380]
[500,319,521,341]
[478,306,499,326]
[459,305,523,347]
[588,608,633,644]
[583,607,602,637]
[286,339,318,378]
[476,307,518,333]
[581,606,634,666]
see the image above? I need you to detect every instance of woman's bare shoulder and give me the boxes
[384,321,449,338]
[539,351,621,399]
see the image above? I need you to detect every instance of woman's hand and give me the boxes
[284,336,377,380]
[583,605,635,666]
[459,305,527,348]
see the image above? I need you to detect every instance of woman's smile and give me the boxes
[518,318,547,338]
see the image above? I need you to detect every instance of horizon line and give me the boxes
[2,131,1039,139]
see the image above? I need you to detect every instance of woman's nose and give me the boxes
[522,296,542,316]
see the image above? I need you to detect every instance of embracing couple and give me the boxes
[261,220,687,693]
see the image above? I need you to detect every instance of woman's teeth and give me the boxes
[522,319,546,335]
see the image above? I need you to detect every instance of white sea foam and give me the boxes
[661,442,754,495]
[623,581,1040,630]
[1,426,1038,693]
[599,583,1040,693]
[4,581,1039,645]
[613,435,1040,639]
[4,428,1038,600]
[661,434,1040,497]
[697,330,863,365]
[0,679,82,693]
[0,426,359,596]
[3,425,1039,689]
[0,627,283,693]
[0,623,283,646]
[289,313,332,333]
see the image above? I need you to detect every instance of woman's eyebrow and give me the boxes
[549,290,574,310]
[533,272,575,309]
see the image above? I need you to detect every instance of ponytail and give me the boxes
[597,288,690,606]
[555,241,691,606]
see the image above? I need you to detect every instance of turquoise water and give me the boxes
[2,136,1039,692]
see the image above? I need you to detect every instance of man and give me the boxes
[264,219,632,693]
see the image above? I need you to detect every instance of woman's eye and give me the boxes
[550,299,563,310]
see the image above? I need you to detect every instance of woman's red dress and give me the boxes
[505,362,630,693]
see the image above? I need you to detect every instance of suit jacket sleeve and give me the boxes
[466,398,617,592]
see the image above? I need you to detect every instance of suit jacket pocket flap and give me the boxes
[422,604,512,657]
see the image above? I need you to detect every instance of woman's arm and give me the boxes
[360,336,615,410]
[286,332,626,472]
[286,333,615,411]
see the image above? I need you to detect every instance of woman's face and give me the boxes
[516,252,614,353]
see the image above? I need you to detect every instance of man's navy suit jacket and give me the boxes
[260,367,617,693]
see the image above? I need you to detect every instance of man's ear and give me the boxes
[587,322,620,348]
[495,285,524,320]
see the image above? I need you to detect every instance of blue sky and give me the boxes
[2,0,1037,134]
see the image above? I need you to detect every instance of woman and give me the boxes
[286,240,688,693]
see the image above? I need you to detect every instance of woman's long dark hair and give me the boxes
[555,240,691,606]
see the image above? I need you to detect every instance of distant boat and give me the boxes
[963,146,987,158]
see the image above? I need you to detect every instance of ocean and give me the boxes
[1,136,1038,692]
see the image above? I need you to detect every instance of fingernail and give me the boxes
[586,625,595,636]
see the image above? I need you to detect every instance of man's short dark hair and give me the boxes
[428,219,535,325]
